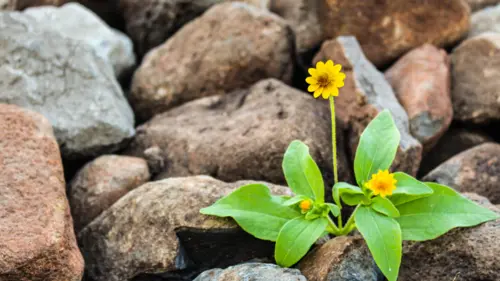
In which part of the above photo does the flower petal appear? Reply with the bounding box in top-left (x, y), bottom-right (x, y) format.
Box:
top-left (337, 72), bottom-right (346, 80)
top-left (308, 84), bottom-right (319, 92)
top-left (305, 77), bottom-right (317, 84)
top-left (313, 87), bottom-right (323, 98)
top-left (335, 80), bottom-right (345, 88)
top-left (322, 88), bottom-right (330, 99)
top-left (325, 60), bottom-right (334, 69)
top-left (308, 68), bottom-right (318, 76)
top-left (331, 86), bottom-right (339, 97)
top-left (332, 64), bottom-right (342, 73)
top-left (316, 61), bottom-right (326, 72)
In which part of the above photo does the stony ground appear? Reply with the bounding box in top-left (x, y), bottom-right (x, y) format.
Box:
top-left (1, 0), bottom-right (500, 281)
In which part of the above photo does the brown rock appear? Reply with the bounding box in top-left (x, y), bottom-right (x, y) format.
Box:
top-left (385, 44), bottom-right (452, 152)
top-left (69, 155), bottom-right (150, 231)
top-left (466, 0), bottom-right (500, 11)
top-left (299, 236), bottom-right (382, 281)
top-left (451, 33), bottom-right (500, 124)
top-left (194, 263), bottom-right (307, 281)
top-left (0, 104), bottom-right (83, 281)
top-left (313, 36), bottom-right (423, 176)
top-left (423, 143), bottom-right (500, 204)
top-left (79, 176), bottom-right (293, 281)
top-left (130, 2), bottom-right (294, 121)
top-left (126, 79), bottom-right (352, 187)
top-left (318, 0), bottom-right (470, 67)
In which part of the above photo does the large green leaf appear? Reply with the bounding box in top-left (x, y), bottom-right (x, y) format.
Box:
top-left (354, 110), bottom-right (400, 186)
top-left (397, 182), bottom-right (499, 241)
top-left (333, 182), bottom-right (365, 206)
top-left (355, 206), bottom-right (402, 281)
top-left (275, 216), bottom-right (328, 267)
top-left (283, 140), bottom-right (324, 202)
top-left (200, 184), bottom-right (301, 241)
top-left (388, 172), bottom-right (433, 206)
top-left (372, 196), bottom-right (400, 218)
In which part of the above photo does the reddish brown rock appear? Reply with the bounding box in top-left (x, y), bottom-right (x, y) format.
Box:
top-left (318, 0), bottom-right (470, 67)
top-left (0, 104), bottom-right (83, 281)
top-left (466, 0), bottom-right (500, 11)
top-left (69, 155), bottom-right (150, 231)
top-left (313, 36), bottom-right (423, 176)
top-left (385, 44), bottom-right (452, 152)
top-left (424, 143), bottom-right (500, 204)
top-left (451, 33), bottom-right (500, 124)
top-left (130, 2), bottom-right (294, 121)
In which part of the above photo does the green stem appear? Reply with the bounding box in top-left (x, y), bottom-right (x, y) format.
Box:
top-left (329, 96), bottom-right (338, 184)
top-left (339, 205), bottom-right (359, 235)
top-left (327, 217), bottom-right (340, 236)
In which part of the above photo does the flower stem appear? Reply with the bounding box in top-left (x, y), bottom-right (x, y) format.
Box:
top-left (327, 216), bottom-right (340, 236)
top-left (339, 205), bottom-right (359, 235)
top-left (329, 96), bottom-right (338, 184)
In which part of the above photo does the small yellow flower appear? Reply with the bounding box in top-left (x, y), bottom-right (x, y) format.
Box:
top-left (306, 60), bottom-right (346, 99)
top-left (365, 170), bottom-right (397, 198)
top-left (299, 199), bottom-right (312, 212)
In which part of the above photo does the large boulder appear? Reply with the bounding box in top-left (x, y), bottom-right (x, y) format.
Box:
top-left (126, 79), bottom-right (352, 186)
top-left (0, 104), bottom-right (84, 280)
top-left (318, 0), bottom-right (470, 67)
top-left (194, 263), bottom-right (307, 281)
top-left (0, 12), bottom-right (135, 158)
top-left (313, 36), bottom-right (423, 176)
top-left (79, 176), bottom-right (292, 281)
top-left (130, 2), bottom-right (294, 120)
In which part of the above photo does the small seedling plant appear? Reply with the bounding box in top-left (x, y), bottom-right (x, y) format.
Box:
top-left (200, 61), bottom-right (499, 281)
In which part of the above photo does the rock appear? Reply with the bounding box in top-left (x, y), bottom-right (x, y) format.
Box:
top-left (0, 104), bottom-right (84, 280)
top-left (69, 155), bottom-right (150, 231)
top-left (469, 4), bottom-right (500, 38)
top-left (318, 0), bottom-right (470, 67)
top-left (451, 33), bottom-right (500, 124)
top-left (423, 143), bottom-right (500, 204)
top-left (229, 0), bottom-right (270, 9)
top-left (385, 44), bottom-right (452, 152)
top-left (399, 194), bottom-right (500, 281)
top-left (0, 12), bottom-right (135, 158)
top-left (23, 3), bottom-right (136, 78)
top-left (419, 127), bottom-right (492, 175)
top-left (79, 176), bottom-right (292, 281)
top-left (313, 36), bottom-right (423, 176)
top-left (0, 0), bottom-right (9, 9)
top-left (194, 263), bottom-right (307, 281)
top-left (466, 0), bottom-right (500, 11)
top-left (270, 0), bottom-right (322, 54)
top-left (130, 2), bottom-right (294, 120)
top-left (126, 79), bottom-right (352, 186)
top-left (299, 236), bottom-right (382, 281)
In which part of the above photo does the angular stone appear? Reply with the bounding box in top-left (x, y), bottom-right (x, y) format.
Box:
top-left (423, 143), bottom-right (500, 204)
top-left (451, 33), bottom-right (500, 124)
top-left (79, 176), bottom-right (293, 281)
top-left (0, 12), bottom-right (135, 158)
top-left (69, 155), bottom-right (150, 231)
top-left (466, 0), bottom-right (500, 11)
top-left (299, 236), bottom-right (382, 281)
top-left (399, 194), bottom-right (500, 281)
top-left (23, 3), bottom-right (136, 78)
top-left (318, 0), bottom-right (470, 67)
top-left (385, 44), bottom-right (452, 152)
top-left (126, 79), bottom-right (352, 186)
top-left (313, 36), bottom-right (423, 176)
top-left (0, 104), bottom-right (84, 281)
top-left (194, 263), bottom-right (307, 281)
top-left (130, 2), bottom-right (294, 120)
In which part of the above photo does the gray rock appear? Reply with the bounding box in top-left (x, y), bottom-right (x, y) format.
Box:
top-left (23, 3), bottom-right (136, 78)
top-left (469, 4), bottom-right (500, 38)
top-left (0, 12), bottom-right (135, 158)
top-left (194, 263), bottom-right (307, 281)
top-left (466, 0), bottom-right (500, 12)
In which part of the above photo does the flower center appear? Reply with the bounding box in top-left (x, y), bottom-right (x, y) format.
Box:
top-left (317, 74), bottom-right (331, 87)
top-left (299, 200), bottom-right (312, 211)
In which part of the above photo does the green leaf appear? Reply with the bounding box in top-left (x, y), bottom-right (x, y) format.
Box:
top-left (397, 182), bottom-right (500, 241)
top-left (354, 110), bottom-right (400, 187)
top-left (355, 206), bottom-right (402, 281)
top-left (333, 182), bottom-right (365, 206)
top-left (282, 195), bottom-right (310, 206)
top-left (371, 196), bottom-right (400, 218)
top-left (275, 216), bottom-right (328, 267)
top-left (388, 172), bottom-right (434, 206)
top-left (283, 140), bottom-right (325, 203)
top-left (326, 203), bottom-right (340, 217)
top-left (200, 184), bottom-right (301, 241)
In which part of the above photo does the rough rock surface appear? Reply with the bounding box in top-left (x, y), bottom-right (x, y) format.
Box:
top-left (0, 104), bottom-right (84, 281)
top-left (23, 3), bottom-right (136, 78)
top-left (194, 263), bottom-right (307, 281)
top-left (79, 176), bottom-right (293, 281)
top-left (451, 33), bottom-right (500, 124)
top-left (469, 4), bottom-right (500, 38)
top-left (318, 0), bottom-right (470, 66)
top-left (385, 44), bottom-right (452, 152)
top-left (299, 236), bottom-right (382, 281)
top-left (69, 155), bottom-right (150, 231)
top-left (0, 12), bottom-right (135, 158)
top-left (130, 2), bottom-right (294, 120)
top-left (126, 79), bottom-right (351, 186)
top-left (466, 0), bottom-right (500, 11)
top-left (399, 194), bottom-right (500, 281)
top-left (423, 143), bottom-right (500, 204)
top-left (314, 36), bottom-right (423, 176)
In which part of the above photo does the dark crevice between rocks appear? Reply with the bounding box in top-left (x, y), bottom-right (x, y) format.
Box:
top-left (131, 227), bottom-right (275, 281)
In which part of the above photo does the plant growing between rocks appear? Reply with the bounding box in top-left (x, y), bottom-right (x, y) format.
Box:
top-left (200, 60), bottom-right (499, 281)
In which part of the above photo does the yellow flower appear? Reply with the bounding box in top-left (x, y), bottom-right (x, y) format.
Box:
top-left (299, 199), bottom-right (312, 212)
top-left (364, 170), bottom-right (397, 198)
top-left (306, 60), bottom-right (346, 99)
